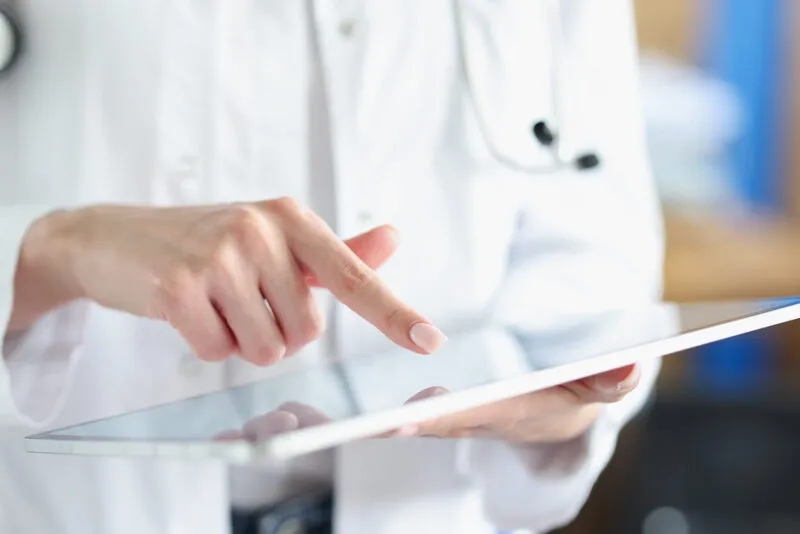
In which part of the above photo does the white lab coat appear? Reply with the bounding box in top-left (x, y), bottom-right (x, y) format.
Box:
top-left (0, 1), bottom-right (663, 533)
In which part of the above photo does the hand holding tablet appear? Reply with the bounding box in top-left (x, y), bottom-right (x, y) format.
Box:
top-left (216, 363), bottom-right (641, 445)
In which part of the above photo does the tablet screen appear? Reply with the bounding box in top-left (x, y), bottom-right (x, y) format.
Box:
top-left (26, 299), bottom-right (800, 459)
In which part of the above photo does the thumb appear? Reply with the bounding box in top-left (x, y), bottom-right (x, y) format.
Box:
top-left (305, 225), bottom-right (400, 287)
top-left (591, 364), bottom-right (640, 396)
top-left (565, 364), bottom-right (641, 404)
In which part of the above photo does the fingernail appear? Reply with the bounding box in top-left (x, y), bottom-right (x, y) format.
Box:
top-left (407, 386), bottom-right (449, 403)
top-left (596, 364), bottom-right (641, 395)
top-left (409, 323), bottom-right (447, 353)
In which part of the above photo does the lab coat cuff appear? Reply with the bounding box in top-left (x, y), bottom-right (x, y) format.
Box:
top-left (0, 204), bottom-right (87, 429)
top-left (1, 300), bottom-right (89, 428)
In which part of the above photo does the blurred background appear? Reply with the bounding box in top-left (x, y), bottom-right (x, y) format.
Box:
top-left (557, 1), bottom-right (800, 533)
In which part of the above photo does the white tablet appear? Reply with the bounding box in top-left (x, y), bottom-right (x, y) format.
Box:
top-left (25, 299), bottom-right (800, 462)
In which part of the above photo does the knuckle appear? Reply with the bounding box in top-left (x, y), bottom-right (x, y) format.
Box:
top-left (223, 205), bottom-right (268, 245)
top-left (253, 340), bottom-right (287, 366)
top-left (287, 305), bottom-right (326, 347)
top-left (153, 267), bottom-right (197, 319)
top-left (338, 261), bottom-right (374, 295)
top-left (382, 307), bottom-right (407, 334)
top-left (208, 241), bottom-right (241, 280)
top-left (266, 196), bottom-right (305, 219)
top-left (510, 400), bottom-right (529, 424)
top-left (493, 399), bottom-right (527, 430)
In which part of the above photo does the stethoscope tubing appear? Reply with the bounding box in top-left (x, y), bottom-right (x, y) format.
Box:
top-left (452, 0), bottom-right (601, 173)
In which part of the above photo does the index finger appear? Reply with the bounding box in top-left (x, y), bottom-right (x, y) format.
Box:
top-left (286, 214), bottom-right (446, 354)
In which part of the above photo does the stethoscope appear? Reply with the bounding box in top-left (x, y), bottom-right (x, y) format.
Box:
top-left (0, 1), bottom-right (601, 173)
top-left (453, 0), bottom-right (601, 173)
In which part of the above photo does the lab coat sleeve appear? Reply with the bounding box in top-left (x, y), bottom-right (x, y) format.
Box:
top-left (0, 206), bottom-right (88, 429)
top-left (461, 0), bottom-right (665, 531)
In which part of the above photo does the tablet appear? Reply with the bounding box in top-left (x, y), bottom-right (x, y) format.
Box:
top-left (25, 299), bottom-right (800, 462)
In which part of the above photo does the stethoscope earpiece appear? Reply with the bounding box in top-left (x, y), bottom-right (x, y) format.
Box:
top-left (532, 121), bottom-right (557, 147)
top-left (532, 120), bottom-right (601, 172)
top-left (575, 152), bottom-right (600, 171)
top-left (455, 0), bottom-right (602, 175)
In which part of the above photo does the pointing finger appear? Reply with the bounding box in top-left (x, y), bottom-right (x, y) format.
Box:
top-left (288, 214), bottom-right (445, 354)
top-left (305, 225), bottom-right (399, 287)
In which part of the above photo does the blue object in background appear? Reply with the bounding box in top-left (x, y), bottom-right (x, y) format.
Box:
top-left (702, 0), bottom-right (788, 209)
top-left (692, 0), bottom-right (789, 393)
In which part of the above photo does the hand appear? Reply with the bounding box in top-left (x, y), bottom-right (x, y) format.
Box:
top-left (408, 364), bottom-right (641, 443)
top-left (214, 401), bottom-right (417, 441)
top-left (214, 401), bottom-right (331, 441)
top-left (12, 199), bottom-right (446, 363)
top-left (213, 364), bottom-right (640, 444)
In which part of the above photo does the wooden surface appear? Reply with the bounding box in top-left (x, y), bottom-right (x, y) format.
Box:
top-left (633, 0), bottom-right (698, 62)
top-left (664, 210), bottom-right (800, 302)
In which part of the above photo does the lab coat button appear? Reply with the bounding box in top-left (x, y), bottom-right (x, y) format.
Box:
top-left (338, 19), bottom-right (356, 37)
top-left (357, 211), bottom-right (373, 226)
top-left (171, 156), bottom-right (201, 200)
top-left (179, 354), bottom-right (203, 377)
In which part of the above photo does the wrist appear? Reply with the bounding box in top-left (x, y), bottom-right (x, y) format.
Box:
top-left (23, 208), bottom-right (87, 300)
top-left (10, 209), bottom-right (86, 331)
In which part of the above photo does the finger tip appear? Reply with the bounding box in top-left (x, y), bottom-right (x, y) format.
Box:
top-left (381, 223), bottom-right (399, 236)
top-left (364, 224), bottom-right (400, 246)
top-left (255, 347), bottom-right (287, 367)
top-left (608, 363), bottom-right (638, 380)
top-left (408, 322), bottom-right (447, 354)
top-left (243, 411), bottom-right (300, 439)
top-left (377, 225), bottom-right (401, 252)
top-left (592, 363), bottom-right (641, 398)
